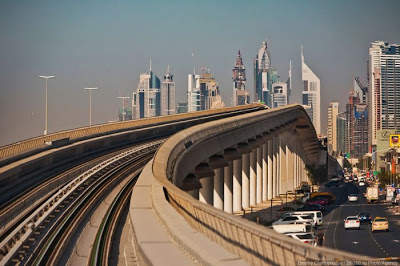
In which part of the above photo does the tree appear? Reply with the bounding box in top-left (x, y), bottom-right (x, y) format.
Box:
top-left (306, 164), bottom-right (328, 185)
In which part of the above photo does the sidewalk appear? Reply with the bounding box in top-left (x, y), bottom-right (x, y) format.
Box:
top-left (236, 185), bottom-right (320, 226)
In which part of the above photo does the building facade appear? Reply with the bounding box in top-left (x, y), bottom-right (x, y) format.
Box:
top-left (199, 69), bottom-right (224, 110)
top-left (232, 50), bottom-right (249, 106)
top-left (327, 102), bottom-right (339, 153)
top-left (337, 112), bottom-right (346, 154)
top-left (301, 46), bottom-right (321, 134)
top-left (133, 69), bottom-right (161, 119)
top-left (161, 65), bottom-right (175, 116)
top-left (254, 41), bottom-right (271, 105)
top-left (187, 72), bottom-right (201, 112)
top-left (271, 82), bottom-right (288, 107)
top-left (368, 41), bottom-right (400, 149)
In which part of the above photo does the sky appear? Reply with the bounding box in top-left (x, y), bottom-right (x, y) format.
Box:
top-left (1, 0), bottom-right (400, 146)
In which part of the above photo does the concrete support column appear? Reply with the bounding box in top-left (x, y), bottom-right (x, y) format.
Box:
top-left (233, 159), bottom-right (242, 212)
top-left (214, 168), bottom-right (224, 210)
top-left (279, 137), bottom-right (287, 194)
top-left (249, 149), bottom-right (257, 206)
top-left (272, 137), bottom-right (278, 198)
top-left (187, 189), bottom-right (199, 200)
top-left (267, 139), bottom-right (273, 200)
top-left (287, 144), bottom-right (294, 191)
top-left (262, 142), bottom-right (268, 201)
top-left (224, 161), bottom-right (233, 213)
top-left (242, 153), bottom-right (250, 209)
top-left (199, 176), bottom-right (213, 205)
top-left (256, 146), bottom-right (262, 204)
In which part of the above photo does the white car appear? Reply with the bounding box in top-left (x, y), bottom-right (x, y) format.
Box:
top-left (344, 216), bottom-right (360, 230)
top-left (359, 181), bottom-right (365, 187)
top-left (272, 215), bottom-right (314, 225)
top-left (348, 194), bottom-right (359, 202)
top-left (285, 232), bottom-right (317, 246)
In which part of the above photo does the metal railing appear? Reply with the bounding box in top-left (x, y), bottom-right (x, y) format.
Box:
top-left (0, 104), bottom-right (263, 160)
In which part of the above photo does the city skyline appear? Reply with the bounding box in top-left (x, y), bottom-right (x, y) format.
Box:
top-left (1, 1), bottom-right (400, 146)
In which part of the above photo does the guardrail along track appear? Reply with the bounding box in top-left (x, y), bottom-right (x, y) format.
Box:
top-left (0, 141), bottom-right (161, 265)
top-left (0, 139), bottom-right (162, 241)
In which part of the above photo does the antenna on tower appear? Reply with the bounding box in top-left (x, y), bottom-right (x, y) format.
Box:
top-left (150, 58), bottom-right (152, 72)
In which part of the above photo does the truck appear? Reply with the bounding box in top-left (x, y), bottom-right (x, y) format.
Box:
top-left (367, 186), bottom-right (379, 203)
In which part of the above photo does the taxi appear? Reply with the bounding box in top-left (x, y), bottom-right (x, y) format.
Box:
top-left (371, 217), bottom-right (389, 232)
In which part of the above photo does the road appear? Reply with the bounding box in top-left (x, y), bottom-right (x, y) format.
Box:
top-left (321, 181), bottom-right (400, 258)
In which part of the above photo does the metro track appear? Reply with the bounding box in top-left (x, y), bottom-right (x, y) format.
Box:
top-left (0, 140), bottom-right (162, 265)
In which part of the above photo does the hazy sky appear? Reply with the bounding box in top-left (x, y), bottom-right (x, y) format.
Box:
top-left (1, 0), bottom-right (400, 146)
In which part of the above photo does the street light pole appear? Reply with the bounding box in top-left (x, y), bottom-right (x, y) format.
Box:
top-left (39, 75), bottom-right (55, 135)
top-left (117, 96), bottom-right (130, 121)
top-left (84, 88), bottom-right (98, 126)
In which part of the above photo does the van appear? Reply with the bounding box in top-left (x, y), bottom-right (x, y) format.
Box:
top-left (272, 223), bottom-right (313, 234)
top-left (283, 211), bottom-right (323, 226)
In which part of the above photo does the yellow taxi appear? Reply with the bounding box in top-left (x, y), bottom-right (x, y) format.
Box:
top-left (371, 217), bottom-right (389, 232)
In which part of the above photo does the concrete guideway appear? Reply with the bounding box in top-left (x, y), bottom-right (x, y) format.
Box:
top-left (131, 104), bottom-right (374, 264)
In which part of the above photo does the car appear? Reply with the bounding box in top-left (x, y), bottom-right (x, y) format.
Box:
top-left (306, 197), bottom-right (328, 206)
top-left (357, 212), bottom-right (372, 223)
top-left (272, 215), bottom-right (314, 226)
top-left (372, 217), bottom-right (389, 232)
top-left (348, 194), bottom-right (359, 202)
top-left (359, 181), bottom-right (365, 187)
top-left (314, 194), bottom-right (335, 204)
top-left (297, 204), bottom-right (325, 212)
top-left (353, 176), bottom-right (358, 182)
top-left (285, 232), bottom-right (317, 246)
top-left (325, 181), bottom-right (340, 188)
top-left (344, 216), bottom-right (360, 230)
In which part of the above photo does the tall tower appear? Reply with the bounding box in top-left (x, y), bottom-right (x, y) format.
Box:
top-left (286, 60), bottom-right (292, 104)
top-left (161, 65), bottom-right (175, 116)
top-left (301, 46), bottom-right (321, 134)
top-left (254, 41), bottom-right (271, 105)
top-left (327, 102), bottom-right (339, 153)
top-left (232, 50), bottom-right (249, 106)
top-left (368, 41), bottom-right (400, 148)
top-left (187, 69), bottom-right (201, 112)
top-left (134, 61), bottom-right (161, 119)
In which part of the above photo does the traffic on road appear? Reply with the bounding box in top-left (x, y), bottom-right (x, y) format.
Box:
top-left (272, 176), bottom-right (400, 259)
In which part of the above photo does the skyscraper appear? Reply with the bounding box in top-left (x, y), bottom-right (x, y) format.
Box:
top-left (368, 41), bottom-right (400, 148)
top-left (337, 112), bottom-right (346, 154)
top-left (232, 50), bottom-right (249, 106)
top-left (254, 41), bottom-right (271, 105)
top-left (271, 82), bottom-right (288, 107)
top-left (134, 63), bottom-right (161, 119)
top-left (199, 69), bottom-right (224, 110)
top-left (161, 65), bottom-right (175, 116)
top-left (301, 46), bottom-right (321, 134)
top-left (327, 102), bottom-right (339, 153)
top-left (286, 60), bottom-right (292, 104)
top-left (187, 71), bottom-right (201, 112)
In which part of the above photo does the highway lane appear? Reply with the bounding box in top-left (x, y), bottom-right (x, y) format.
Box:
top-left (321, 180), bottom-right (400, 258)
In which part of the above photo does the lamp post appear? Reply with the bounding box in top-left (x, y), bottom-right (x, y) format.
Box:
top-left (39, 75), bottom-right (55, 135)
top-left (84, 88), bottom-right (98, 126)
top-left (117, 96), bottom-right (130, 121)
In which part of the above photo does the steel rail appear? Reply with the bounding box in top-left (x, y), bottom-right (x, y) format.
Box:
top-left (89, 168), bottom-right (141, 265)
top-left (0, 141), bottom-right (161, 265)
top-left (0, 141), bottom-right (155, 241)
top-left (31, 153), bottom-right (154, 266)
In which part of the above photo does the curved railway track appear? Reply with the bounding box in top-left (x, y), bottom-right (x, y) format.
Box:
top-left (89, 168), bottom-right (141, 265)
top-left (0, 140), bottom-right (162, 265)
top-left (0, 139), bottom-right (163, 242)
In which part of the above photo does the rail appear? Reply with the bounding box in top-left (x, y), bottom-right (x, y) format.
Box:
top-left (0, 141), bottom-right (161, 265)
